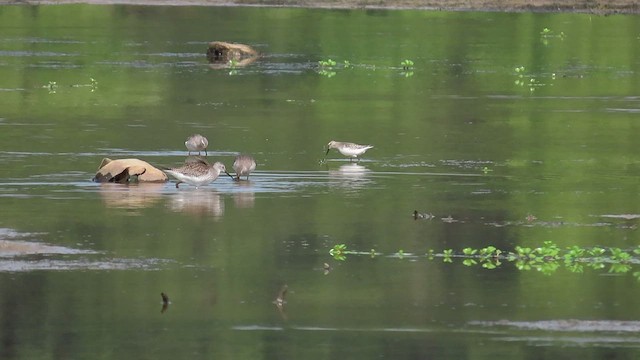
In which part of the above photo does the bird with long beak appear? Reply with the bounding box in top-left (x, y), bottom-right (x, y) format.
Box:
top-left (324, 140), bottom-right (373, 162)
top-left (162, 158), bottom-right (233, 188)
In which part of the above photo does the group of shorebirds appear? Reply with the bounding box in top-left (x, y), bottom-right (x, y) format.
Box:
top-left (162, 134), bottom-right (257, 188)
top-left (162, 134), bottom-right (374, 189)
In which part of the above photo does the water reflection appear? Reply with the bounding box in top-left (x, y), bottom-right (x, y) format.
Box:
top-left (232, 181), bottom-right (255, 208)
top-left (0, 239), bottom-right (96, 257)
top-left (97, 183), bottom-right (165, 209)
top-left (0, 258), bottom-right (167, 272)
top-left (273, 284), bottom-right (288, 321)
top-left (160, 292), bottom-right (170, 314)
top-left (166, 189), bottom-right (224, 218)
top-left (469, 320), bottom-right (640, 332)
top-left (327, 163), bottom-right (373, 191)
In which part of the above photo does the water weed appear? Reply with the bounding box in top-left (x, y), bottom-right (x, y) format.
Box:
top-left (329, 241), bottom-right (640, 278)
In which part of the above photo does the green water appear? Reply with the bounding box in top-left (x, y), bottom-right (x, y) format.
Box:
top-left (1, 4), bottom-right (640, 359)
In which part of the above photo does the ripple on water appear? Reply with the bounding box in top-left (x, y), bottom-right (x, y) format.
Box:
top-left (0, 258), bottom-right (169, 272)
top-left (469, 319), bottom-right (640, 333)
top-left (0, 228), bottom-right (170, 272)
top-left (0, 50), bottom-right (79, 57)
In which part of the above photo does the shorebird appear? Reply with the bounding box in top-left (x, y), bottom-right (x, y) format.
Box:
top-left (185, 134), bottom-right (209, 156)
top-left (325, 140), bottom-right (373, 162)
top-left (232, 155), bottom-right (256, 181)
top-left (162, 158), bottom-right (231, 188)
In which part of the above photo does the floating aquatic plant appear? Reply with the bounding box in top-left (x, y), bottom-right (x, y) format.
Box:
top-left (399, 59), bottom-right (415, 77)
top-left (400, 59), bottom-right (414, 69)
top-left (316, 58), bottom-right (356, 77)
top-left (540, 27), bottom-right (566, 38)
top-left (329, 241), bottom-right (640, 279)
top-left (43, 81), bottom-right (57, 94)
top-left (329, 243), bottom-right (348, 261)
top-left (317, 58), bottom-right (338, 77)
top-left (318, 58), bottom-right (337, 68)
top-left (540, 28), bottom-right (566, 46)
top-left (71, 77), bottom-right (99, 92)
top-left (513, 66), bottom-right (549, 92)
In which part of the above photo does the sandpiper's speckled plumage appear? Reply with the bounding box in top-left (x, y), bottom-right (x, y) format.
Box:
top-left (163, 159), bottom-right (231, 188)
top-left (185, 134), bottom-right (209, 156)
top-left (233, 155), bottom-right (257, 181)
top-left (325, 140), bottom-right (373, 161)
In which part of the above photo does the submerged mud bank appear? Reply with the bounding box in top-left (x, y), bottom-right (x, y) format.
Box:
top-left (6, 0), bottom-right (640, 14)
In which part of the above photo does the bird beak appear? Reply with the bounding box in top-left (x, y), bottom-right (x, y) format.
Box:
top-left (325, 148), bottom-right (330, 156)
top-left (225, 171), bottom-right (234, 179)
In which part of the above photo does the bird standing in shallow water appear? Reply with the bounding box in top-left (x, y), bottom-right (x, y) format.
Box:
top-left (325, 140), bottom-right (373, 162)
top-left (232, 155), bottom-right (256, 181)
top-left (162, 158), bottom-right (231, 188)
top-left (185, 134), bottom-right (209, 156)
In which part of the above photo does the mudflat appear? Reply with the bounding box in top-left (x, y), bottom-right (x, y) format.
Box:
top-left (6, 0), bottom-right (640, 14)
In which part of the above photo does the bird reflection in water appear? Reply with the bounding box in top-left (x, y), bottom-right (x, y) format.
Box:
top-left (167, 190), bottom-right (224, 218)
top-left (273, 284), bottom-right (288, 320)
top-left (327, 163), bottom-right (373, 191)
top-left (332, 163), bottom-right (370, 176)
top-left (232, 181), bottom-right (255, 209)
top-left (98, 182), bottom-right (165, 210)
top-left (160, 292), bottom-right (170, 314)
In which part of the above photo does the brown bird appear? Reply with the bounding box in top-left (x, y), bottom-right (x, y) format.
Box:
top-left (232, 155), bottom-right (257, 181)
top-left (185, 134), bottom-right (209, 156)
top-left (162, 158), bottom-right (232, 188)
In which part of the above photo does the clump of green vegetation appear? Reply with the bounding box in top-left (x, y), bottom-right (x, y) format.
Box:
top-left (318, 58), bottom-right (337, 68)
top-left (70, 77), bottom-right (99, 92)
top-left (43, 81), bottom-right (58, 94)
top-left (513, 65), bottom-right (547, 92)
top-left (540, 27), bottom-right (566, 46)
top-left (317, 58), bottom-right (338, 77)
top-left (87, 77), bottom-right (98, 91)
top-left (227, 59), bottom-right (240, 75)
top-left (329, 241), bottom-right (640, 279)
top-left (314, 57), bottom-right (418, 77)
top-left (329, 243), bottom-right (348, 261)
top-left (540, 27), bottom-right (566, 38)
top-left (400, 59), bottom-right (414, 77)
top-left (316, 58), bottom-right (357, 77)
top-left (400, 59), bottom-right (414, 70)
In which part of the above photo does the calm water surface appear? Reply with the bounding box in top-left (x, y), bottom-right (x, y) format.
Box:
top-left (1, 4), bottom-right (640, 359)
